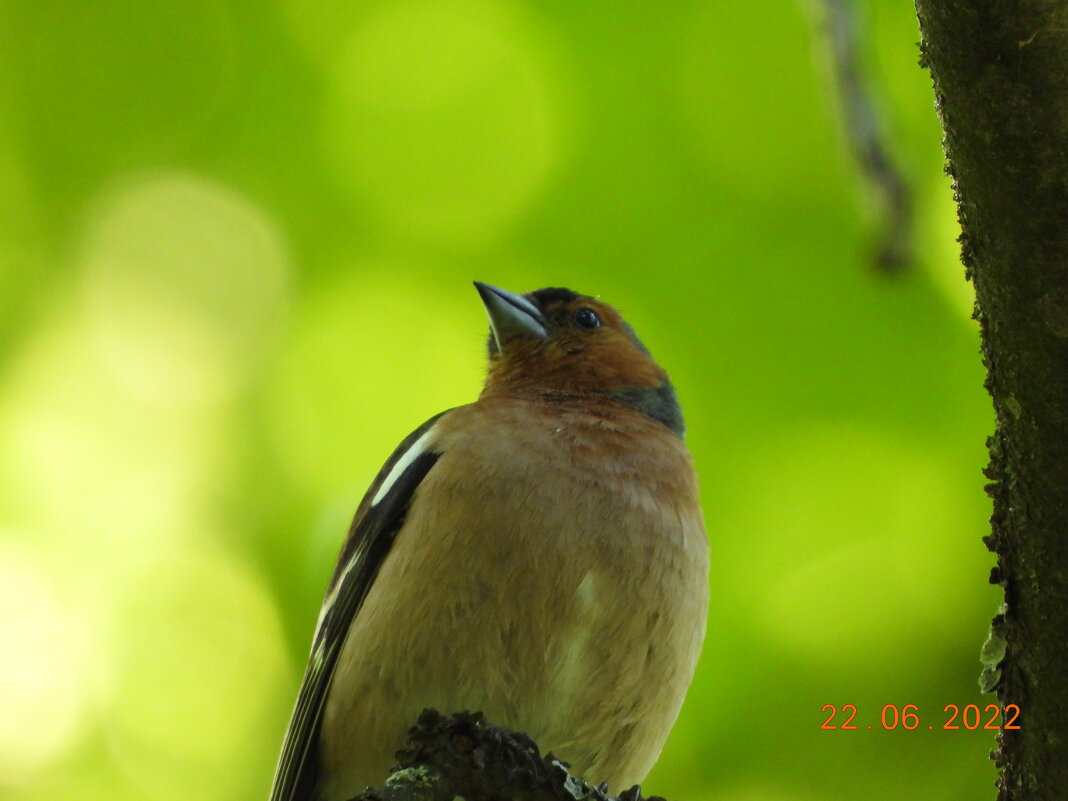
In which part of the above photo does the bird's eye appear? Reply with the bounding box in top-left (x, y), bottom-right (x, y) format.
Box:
top-left (573, 307), bottom-right (602, 330)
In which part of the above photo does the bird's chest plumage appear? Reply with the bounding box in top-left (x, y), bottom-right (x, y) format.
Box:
top-left (319, 401), bottom-right (708, 801)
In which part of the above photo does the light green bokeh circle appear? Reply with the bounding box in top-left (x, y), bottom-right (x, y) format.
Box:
top-left (98, 543), bottom-right (288, 801)
top-left (0, 305), bottom-right (233, 546)
top-left (79, 171), bottom-right (290, 407)
top-left (721, 424), bottom-right (989, 671)
top-left (321, 0), bottom-right (564, 243)
top-left (0, 543), bottom-right (91, 785)
top-left (268, 268), bottom-right (483, 497)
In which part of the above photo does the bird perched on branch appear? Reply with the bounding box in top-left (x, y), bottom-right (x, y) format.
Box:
top-left (269, 283), bottom-right (709, 801)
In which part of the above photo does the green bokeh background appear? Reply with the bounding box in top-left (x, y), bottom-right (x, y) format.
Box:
top-left (0, 1), bottom-right (998, 799)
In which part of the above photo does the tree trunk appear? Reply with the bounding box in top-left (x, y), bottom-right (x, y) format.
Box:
top-left (913, 2), bottom-right (1068, 799)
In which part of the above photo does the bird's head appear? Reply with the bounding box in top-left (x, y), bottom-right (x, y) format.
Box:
top-left (474, 282), bottom-right (684, 436)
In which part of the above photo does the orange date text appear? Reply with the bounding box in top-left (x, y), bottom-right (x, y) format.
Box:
top-left (820, 703), bottom-right (1021, 731)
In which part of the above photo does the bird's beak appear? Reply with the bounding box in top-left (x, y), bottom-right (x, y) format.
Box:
top-left (474, 282), bottom-right (549, 351)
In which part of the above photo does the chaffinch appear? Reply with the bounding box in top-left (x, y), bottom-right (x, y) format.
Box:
top-left (269, 283), bottom-right (709, 801)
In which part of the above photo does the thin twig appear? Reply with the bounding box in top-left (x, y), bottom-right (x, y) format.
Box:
top-left (820, 0), bottom-right (913, 272)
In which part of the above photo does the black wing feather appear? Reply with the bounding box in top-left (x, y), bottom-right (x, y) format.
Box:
top-left (269, 411), bottom-right (449, 801)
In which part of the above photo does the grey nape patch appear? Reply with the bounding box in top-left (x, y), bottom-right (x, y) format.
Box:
top-left (610, 381), bottom-right (685, 436)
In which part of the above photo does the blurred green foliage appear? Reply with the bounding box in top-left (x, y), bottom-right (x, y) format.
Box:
top-left (0, 1), bottom-right (996, 800)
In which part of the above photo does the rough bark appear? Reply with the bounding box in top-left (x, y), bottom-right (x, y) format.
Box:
top-left (913, 2), bottom-right (1068, 799)
top-left (348, 710), bottom-right (667, 801)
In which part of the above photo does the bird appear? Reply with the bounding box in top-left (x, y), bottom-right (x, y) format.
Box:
top-left (268, 282), bottom-right (709, 801)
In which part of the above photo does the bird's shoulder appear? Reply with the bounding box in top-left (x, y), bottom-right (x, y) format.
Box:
top-left (422, 394), bottom-right (701, 510)
top-left (436, 393), bottom-right (693, 455)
